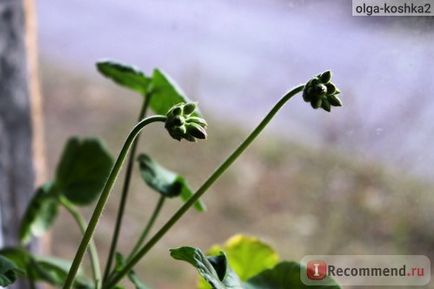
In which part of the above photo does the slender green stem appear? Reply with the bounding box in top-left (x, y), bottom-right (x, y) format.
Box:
top-left (60, 197), bottom-right (102, 289)
top-left (62, 115), bottom-right (167, 289)
top-left (129, 195), bottom-right (166, 258)
top-left (104, 85), bottom-right (305, 289)
top-left (103, 94), bottom-right (151, 282)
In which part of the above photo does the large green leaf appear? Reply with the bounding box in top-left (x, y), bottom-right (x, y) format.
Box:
top-left (19, 184), bottom-right (59, 245)
top-left (137, 154), bottom-right (205, 211)
top-left (96, 61), bottom-right (151, 95)
top-left (170, 247), bottom-right (243, 289)
top-left (245, 261), bottom-right (341, 289)
top-left (0, 248), bottom-right (91, 289)
top-left (149, 69), bottom-right (200, 116)
top-left (55, 138), bottom-right (113, 205)
top-left (0, 255), bottom-right (22, 287)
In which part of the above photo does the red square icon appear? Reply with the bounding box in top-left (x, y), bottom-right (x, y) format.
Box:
top-left (307, 260), bottom-right (327, 280)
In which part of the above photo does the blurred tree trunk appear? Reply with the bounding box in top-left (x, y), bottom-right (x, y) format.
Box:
top-left (0, 0), bottom-right (45, 288)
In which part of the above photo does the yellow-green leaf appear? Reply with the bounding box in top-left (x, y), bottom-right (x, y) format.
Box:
top-left (199, 235), bottom-right (279, 289)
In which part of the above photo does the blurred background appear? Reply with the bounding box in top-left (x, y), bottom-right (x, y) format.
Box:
top-left (34, 0), bottom-right (434, 288)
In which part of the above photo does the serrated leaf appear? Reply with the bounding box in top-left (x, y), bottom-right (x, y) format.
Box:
top-left (19, 184), bottom-right (59, 245)
top-left (244, 261), bottom-right (341, 289)
top-left (0, 255), bottom-right (22, 287)
top-left (137, 154), bottom-right (205, 211)
top-left (55, 137), bottom-right (113, 205)
top-left (96, 61), bottom-right (151, 95)
top-left (149, 69), bottom-right (200, 116)
top-left (170, 247), bottom-right (243, 289)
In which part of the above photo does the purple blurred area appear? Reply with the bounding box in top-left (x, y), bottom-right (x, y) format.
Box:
top-left (37, 0), bottom-right (434, 176)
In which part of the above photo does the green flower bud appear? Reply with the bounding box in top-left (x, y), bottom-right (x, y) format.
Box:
top-left (187, 116), bottom-right (208, 127)
top-left (302, 70), bottom-right (342, 112)
top-left (183, 102), bottom-right (197, 115)
top-left (321, 99), bottom-right (331, 112)
top-left (172, 115), bottom-right (184, 126)
top-left (168, 126), bottom-right (187, 141)
top-left (302, 89), bottom-right (312, 102)
top-left (184, 134), bottom-right (197, 142)
top-left (327, 94), bottom-right (343, 107)
top-left (171, 106), bottom-right (182, 116)
top-left (311, 98), bottom-right (322, 109)
top-left (165, 102), bottom-right (208, 142)
top-left (319, 71), bottom-right (332, 83)
top-left (187, 123), bottom-right (207, 140)
top-left (326, 83), bottom-right (336, 94)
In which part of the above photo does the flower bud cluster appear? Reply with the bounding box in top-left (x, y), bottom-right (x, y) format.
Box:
top-left (165, 103), bottom-right (208, 142)
top-left (303, 71), bottom-right (342, 112)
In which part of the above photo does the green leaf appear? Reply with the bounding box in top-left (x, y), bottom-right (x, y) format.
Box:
top-left (0, 248), bottom-right (91, 289)
top-left (55, 138), bottom-right (114, 205)
top-left (31, 256), bottom-right (91, 289)
top-left (97, 62), bottom-right (200, 116)
top-left (245, 261), bottom-right (341, 289)
top-left (137, 154), bottom-right (205, 211)
top-left (149, 69), bottom-right (200, 116)
top-left (208, 235), bottom-right (279, 281)
top-left (96, 61), bottom-right (151, 95)
top-left (0, 255), bottom-right (22, 287)
top-left (170, 247), bottom-right (243, 289)
top-left (0, 248), bottom-right (31, 272)
top-left (19, 184), bottom-right (59, 245)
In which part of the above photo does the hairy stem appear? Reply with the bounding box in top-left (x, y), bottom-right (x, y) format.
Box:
top-left (104, 85), bottom-right (305, 289)
top-left (103, 95), bottom-right (151, 282)
top-left (60, 197), bottom-right (102, 289)
top-left (62, 115), bottom-right (167, 289)
top-left (129, 195), bottom-right (166, 259)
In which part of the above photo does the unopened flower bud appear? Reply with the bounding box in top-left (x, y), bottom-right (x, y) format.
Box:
top-left (321, 99), bottom-right (331, 112)
top-left (172, 106), bottom-right (182, 116)
top-left (326, 83), bottom-right (336, 94)
top-left (311, 98), bottom-right (322, 109)
top-left (302, 71), bottom-right (342, 112)
top-left (319, 71), bottom-right (332, 84)
top-left (165, 102), bottom-right (208, 142)
top-left (187, 123), bottom-right (207, 140)
top-left (327, 94), bottom-right (343, 107)
top-left (187, 116), bottom-right (208, 127)
top-left (183, 102), bottom-right (197, 115)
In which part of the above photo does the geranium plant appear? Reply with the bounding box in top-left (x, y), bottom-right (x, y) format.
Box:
top-left (0, 60), bottom-right (342, 289)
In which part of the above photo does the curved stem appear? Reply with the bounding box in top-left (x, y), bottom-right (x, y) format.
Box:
top-left (103, 94), bottom-right (151, 282)
top-left (60, 197), bottom-right (102, 289)
top-left (129, 195), bottom-right (166, 259)
top-left (104, 85), bottom-right (305, 289)
top-left (62, 115), bottom-right (167, 289)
